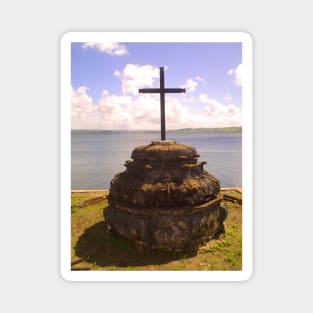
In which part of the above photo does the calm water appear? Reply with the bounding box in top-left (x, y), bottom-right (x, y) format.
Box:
top-left (71, 131), bottom-right (242, 189)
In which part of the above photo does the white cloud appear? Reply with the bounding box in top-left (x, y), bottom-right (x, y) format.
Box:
top-left (227, 63), bottom-right (242, 86)
top-left (114, 64), bottom-right (160, 95)
top-left (195, 76), bottom-right (206, 83)
top-left (71, 86), bottom-right (96, 129)
top-left (224, 94), bottom-right (233, 102)
top-left (82, 42), bottom-right (128, 56)
top-left (199, 94), bottom-right (242, 127)
top-left (181, 78), bottom-right (198, 92)
top-left (227, 69), bottom-right (233, 75)
top-left (71, 86), bottom-right (242, 130)
top-left (71, 86), bottom-right (94, 114)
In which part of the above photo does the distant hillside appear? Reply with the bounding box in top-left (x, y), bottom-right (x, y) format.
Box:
top-left (72, 127), bottom-right (242, 134)
top-left (170, 127), bottom-right (242, 133)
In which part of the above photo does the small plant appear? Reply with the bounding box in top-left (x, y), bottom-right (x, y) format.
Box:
top-left (225, 237), bottom-right (232, 246)
top-left (127, 266), bottom-right (135, 271)
top-left (225, 251), bottom-right (239, 266)
top-left (226, 229), bottom-right (234, 236)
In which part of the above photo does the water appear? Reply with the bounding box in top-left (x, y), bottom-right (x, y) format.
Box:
top-left (71, 130), bottom-right (242, 189)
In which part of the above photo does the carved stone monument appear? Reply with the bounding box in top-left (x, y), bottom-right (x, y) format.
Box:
top-left (104, 67), bottom-right (227, 252)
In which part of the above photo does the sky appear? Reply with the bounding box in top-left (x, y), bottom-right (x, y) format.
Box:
top-left (71, 42), bottom-right (242, 130)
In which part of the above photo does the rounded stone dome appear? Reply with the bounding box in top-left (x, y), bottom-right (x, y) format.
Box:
top-left (131, 140), bottom-right (198, 161)
top-left (105, 140), bottom-right (226, 252)
top-left (108, 140), bottom-right (220, 208)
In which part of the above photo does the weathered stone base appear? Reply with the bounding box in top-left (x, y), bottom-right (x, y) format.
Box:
top-left (104, 196), bottom-right (227, 253)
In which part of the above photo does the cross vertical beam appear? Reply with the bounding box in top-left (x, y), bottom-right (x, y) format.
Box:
top-left (139, 67), bottom-right (186, 141)
top-left (160, 67), bottom-right (166, 140)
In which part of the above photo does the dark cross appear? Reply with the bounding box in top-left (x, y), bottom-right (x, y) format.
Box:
top-left (139, 67), bottom-right (185, 141)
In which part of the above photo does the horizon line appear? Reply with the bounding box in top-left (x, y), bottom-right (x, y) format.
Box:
top-left (71, 126), bottom-right (242, 131)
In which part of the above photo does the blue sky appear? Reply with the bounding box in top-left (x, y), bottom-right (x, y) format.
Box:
top-left (71, 42), bottom-right (242, 130)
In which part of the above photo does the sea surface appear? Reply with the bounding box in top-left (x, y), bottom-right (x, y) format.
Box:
top-left (71, 130), bottom-right (242, 190)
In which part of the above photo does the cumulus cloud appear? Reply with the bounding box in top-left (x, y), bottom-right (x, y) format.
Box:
top-left (82, 42), bottom-right (128, 56)
top-left (71, 86), bottom-right (94, 112)
top-left (181, 78), bottom-right (198, 92)
top-left (199, 94), bottom-right (242, 127)
top-left (71, 86), bottom-right (98, 129)
top-left (227, 64), bottom-right (242, 86)
top-left (71, 86), bottom-right (242, 130)
top-left (114, 64), bottom-right (160, 95)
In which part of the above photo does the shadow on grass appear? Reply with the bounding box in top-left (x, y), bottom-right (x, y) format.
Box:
top-left (74, 221), bottom-right (196, 268)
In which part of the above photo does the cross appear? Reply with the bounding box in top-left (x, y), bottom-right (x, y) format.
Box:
top-left (139, 67), bottom-right (186, 141)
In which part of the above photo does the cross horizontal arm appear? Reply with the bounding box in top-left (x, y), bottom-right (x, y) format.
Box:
top-left (139, 88), bottom-right (186, 93)
top-left (163, 88), bottom-right (186, 93)
top-left (139, 88), bottom-right (162, 93)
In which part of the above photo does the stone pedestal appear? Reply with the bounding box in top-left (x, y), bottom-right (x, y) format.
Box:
top-left (104, 140), bottom-right (227, 252)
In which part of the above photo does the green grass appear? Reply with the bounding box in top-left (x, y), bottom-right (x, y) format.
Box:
top-left (71, 190), bottom-right (242, 271)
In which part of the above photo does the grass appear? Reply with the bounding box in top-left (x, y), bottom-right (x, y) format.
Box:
top-left (71, 190), bottom-right (242, 271)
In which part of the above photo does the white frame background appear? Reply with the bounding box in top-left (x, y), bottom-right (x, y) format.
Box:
top-left (60, 32), bottom-right (253, 281)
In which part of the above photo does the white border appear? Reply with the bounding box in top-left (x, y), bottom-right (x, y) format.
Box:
top-left (60, 32), bottom-right (253, 281)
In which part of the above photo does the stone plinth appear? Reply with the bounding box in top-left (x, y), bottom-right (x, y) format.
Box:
top-left (104, 140), bottom-right (227, 252)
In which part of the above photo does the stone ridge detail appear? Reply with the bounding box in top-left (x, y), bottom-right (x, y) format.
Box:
top-left (104, 141), bottom-right (227, 252)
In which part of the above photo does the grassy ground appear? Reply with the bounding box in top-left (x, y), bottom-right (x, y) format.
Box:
top-left (71, 189), bottom-right (242, 271)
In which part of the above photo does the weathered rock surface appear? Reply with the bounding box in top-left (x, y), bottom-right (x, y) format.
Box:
top-left (104, 140), bottom-right (227, 252)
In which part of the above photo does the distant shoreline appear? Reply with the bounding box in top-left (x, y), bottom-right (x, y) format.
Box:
top-left (71, 127), bottom-right (242, 134)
